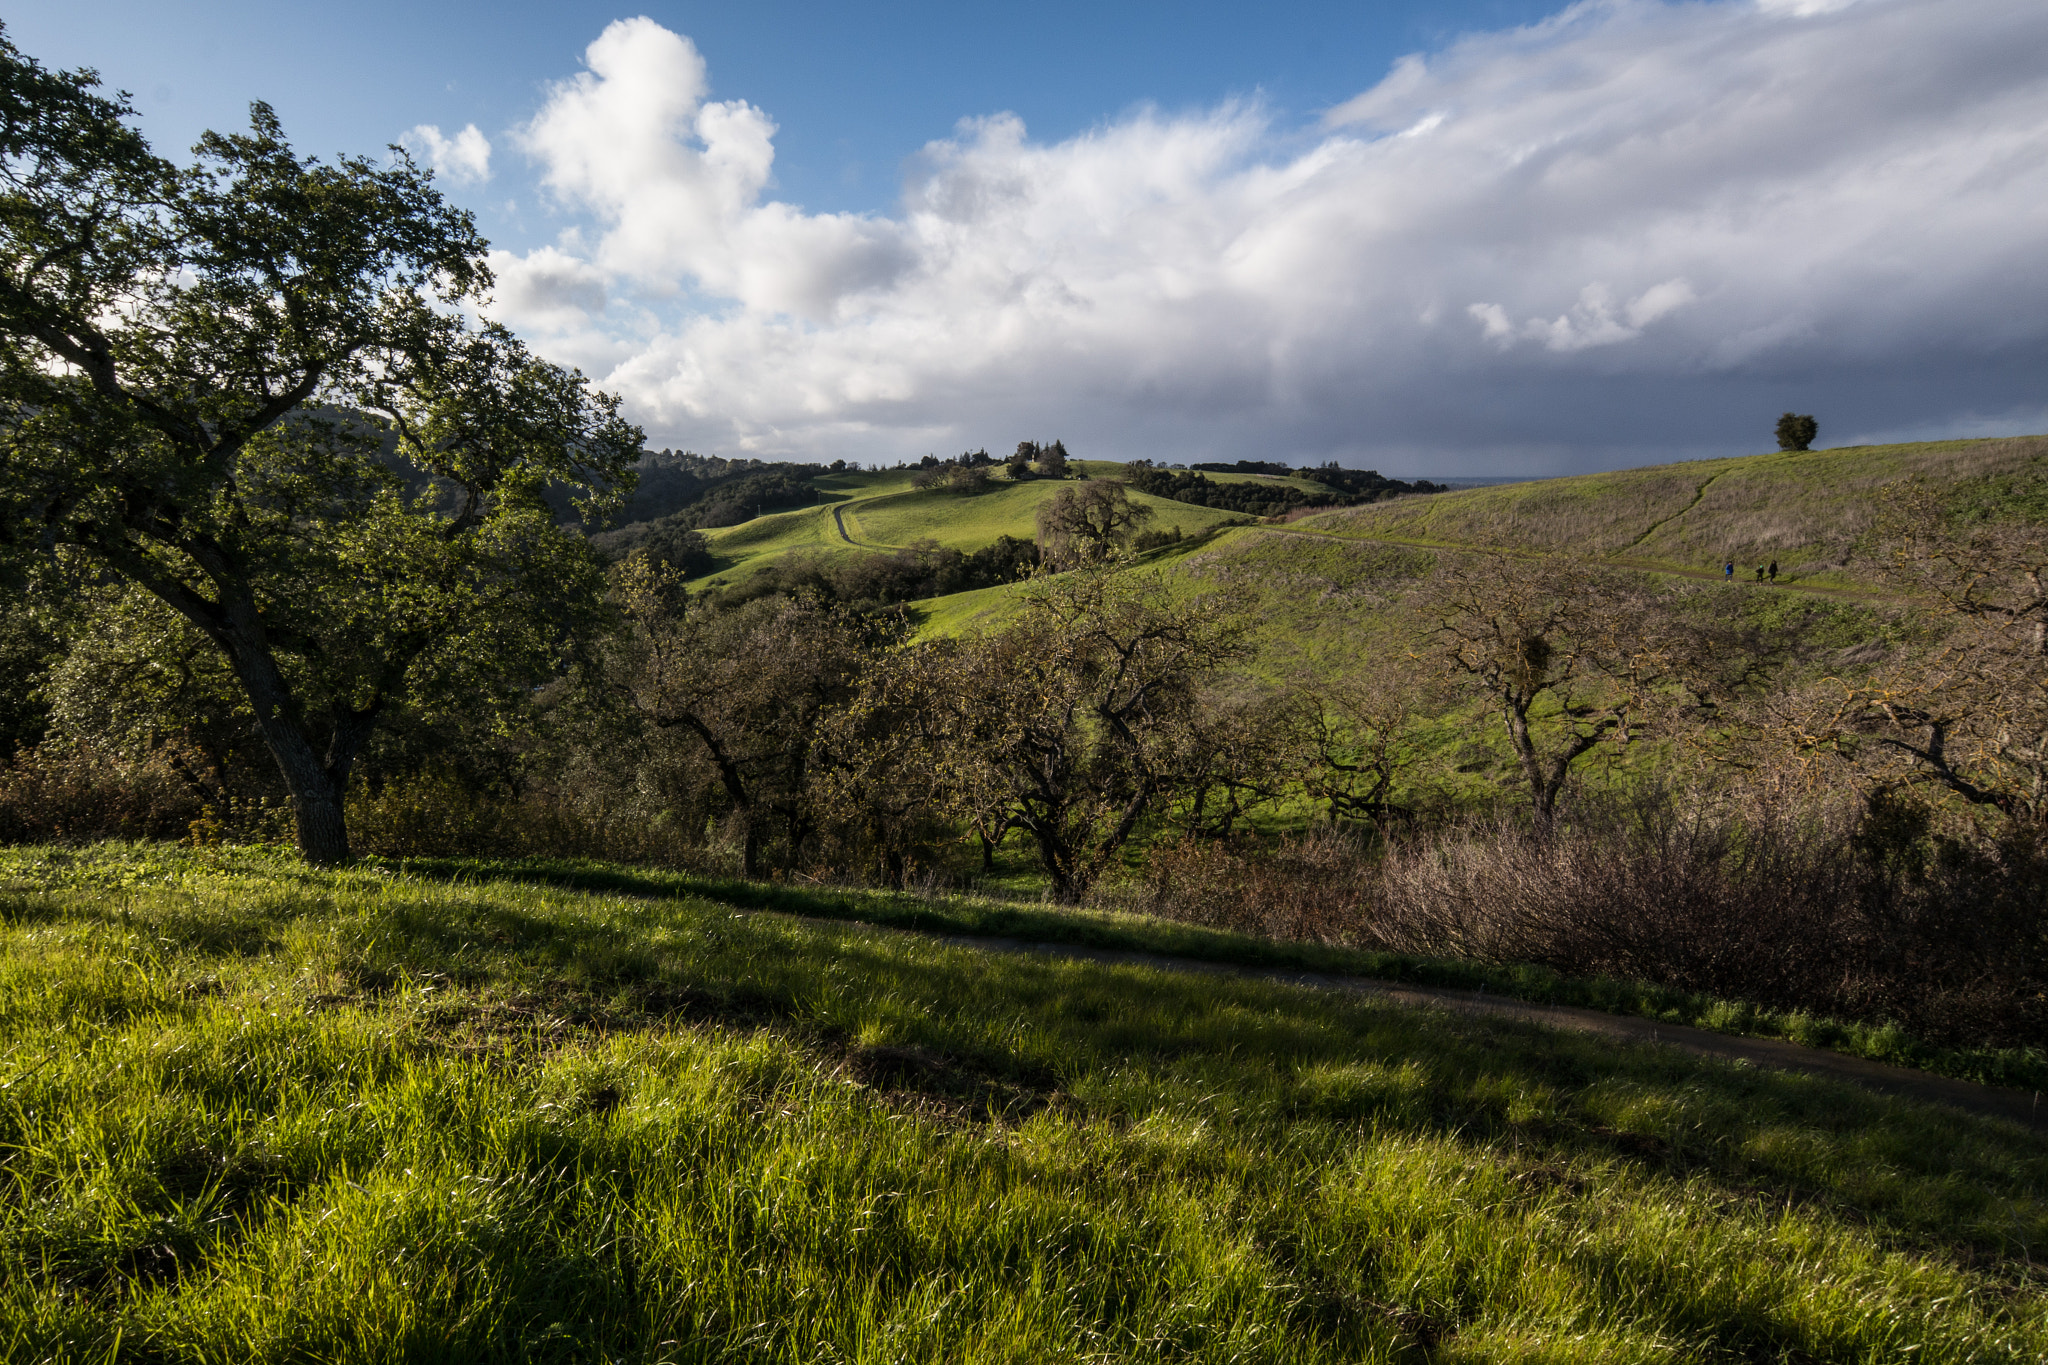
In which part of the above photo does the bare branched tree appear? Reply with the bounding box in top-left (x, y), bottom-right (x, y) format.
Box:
top-left (833, 569), bottom-right (1248, 899)
top-left (1428, 554), bottom-right (1702, 835)
top-left (1765, 483), bottom-right (2048, 823)
top-left (1295, 650), bottom-right (1446, 829)
top-left (603, 557), bottom-right (893, 876)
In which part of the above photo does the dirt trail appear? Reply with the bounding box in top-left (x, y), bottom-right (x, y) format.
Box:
top-left (832, 504), bottom-right (858, 545)
top-left (1622, 468), bottom-right (1729, 553)
top-left (921, 932), bottom-right (2045, 1128)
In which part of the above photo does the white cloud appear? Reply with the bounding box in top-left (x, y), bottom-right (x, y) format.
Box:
top-left (1756, 0), bottom-right (1864, 16)
top-left (494, 2), bottom-right (2048, 471)
top-left (514, 18), bottom-right (909, 316)
top-left (400, 122), bottom-right (492, 185)
top-left (488, 246), bottom-right (607, 329)
top-left (1471, 279), bottom-right (1700, 351)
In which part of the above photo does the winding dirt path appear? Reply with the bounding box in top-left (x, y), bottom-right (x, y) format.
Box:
top-left (1622, 468), bottom-right (1730, 553)
top-left (923, 932), bottom-right (2045, 1128)
top-left (832, 503), bottom-right (858, 545)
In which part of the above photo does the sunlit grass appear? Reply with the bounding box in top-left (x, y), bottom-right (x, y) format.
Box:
top-left (694, 466), bottom-right (1241, 600)
top-left (3, 843), bottom-right (2045, 1361)
top-left (1303, 434), bottom-right (2048, 581)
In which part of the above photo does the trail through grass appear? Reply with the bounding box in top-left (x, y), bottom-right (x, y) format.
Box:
top-left (3, 844), bottom-right (2045, 1362)
top-left (695, 469), bottom-right (1240, 592)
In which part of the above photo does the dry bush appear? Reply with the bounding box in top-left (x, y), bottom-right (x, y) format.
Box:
top-left (344, 769), bottom-right (738, 871)
top-left (0, 741), bottom-right (212, 843)
top-left (1122, 790), bottom-right (2046, 1047)
top-left (1369, 792), bottom-right (2044, 1044)
top-left (1370, 795), bottom-right (1853, 987)
top-left (1113, 829), bottom-right (1371, 942)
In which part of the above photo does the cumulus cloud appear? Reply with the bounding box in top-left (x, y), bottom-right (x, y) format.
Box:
top-left (400, 122), bottom-right (492, 185)
top-left (1470, 279), bottom-right (1700, 351)
top-left (493, 2), bottom-right (2048, 472)
top-left (515, 19), bottom-right (910, 316)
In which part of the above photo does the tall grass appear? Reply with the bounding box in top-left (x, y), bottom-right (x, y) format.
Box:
top-left (3, 843), bottom-right (2046, 1360)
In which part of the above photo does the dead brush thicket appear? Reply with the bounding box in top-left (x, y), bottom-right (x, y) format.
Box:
top-left (0, 741), bottom-right (213, 843)
top-left (1125, 791), bottom-right (2048, 1047)
top-left (1119, 829), bottom-right (1373, 942)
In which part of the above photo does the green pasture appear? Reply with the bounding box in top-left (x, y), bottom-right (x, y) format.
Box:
top-left (694, 468), bottom-right (1238, 591)
top-left (1299, 435), bottom-right (2048, 584)
top-left (4, 844), bottom-right (2045, 1362)
top-left (687, 434), bottom-right (2047, 608)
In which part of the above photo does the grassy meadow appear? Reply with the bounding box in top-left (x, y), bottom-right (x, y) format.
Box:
top-left (709, 435), bottom-right (2046, 641)
top-left (5, 843), bottom-right (2047, 1363)
top-left (693, 465), bottom-right (1241, 593)
top-left (1296, 435), bottom-right (2048, 585)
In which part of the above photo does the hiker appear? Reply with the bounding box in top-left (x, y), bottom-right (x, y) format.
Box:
top-left (1768, 561), bottom-right (1778, 581)
top-left (1755, 565), bottom-right (1765, 581)
top-left (1724, 561), bottom-right (1733, 580)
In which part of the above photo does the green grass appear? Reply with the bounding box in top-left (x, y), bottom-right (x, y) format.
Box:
top-left (1297, 435), bottom-right (2048, 584)
top-left (688, 435), bottom-right (2046, 605)
top-left (372, 848), bottom-right (2048, 1093)
top-left (5, 843), bottom-right (2047, 1362)
top-left (693, 469), bottom-right (1240, 592)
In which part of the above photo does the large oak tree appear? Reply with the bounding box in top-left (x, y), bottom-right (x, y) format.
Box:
top-left (0, 32), bottom-right (640, 863)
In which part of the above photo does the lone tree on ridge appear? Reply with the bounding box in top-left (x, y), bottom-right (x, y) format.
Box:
top-left (1776, 413), bottom-right (1819, 452)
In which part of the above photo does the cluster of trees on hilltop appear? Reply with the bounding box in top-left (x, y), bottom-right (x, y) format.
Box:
top-left (617, 459), bottom-right (826, 529)
top-left (1120, 465), bottom-right (1307, 518)
top-left (1123, 460), bottom-right (1440, 518)
top-left (1189, 459), bottom-right (1445, 499)
top-left (590, 456), bottom-right (834, 574)
top-left (1008, 440), bottom-right (1071, 479)
top-left (703, 538), bottom-right (1042, 612)
top-left (1296, 463), bottom-right (1448, 498)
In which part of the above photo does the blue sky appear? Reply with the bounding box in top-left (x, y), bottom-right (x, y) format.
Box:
top-left (13, 1), bottom-right (2048, 474)
top-left (16, 1), bottom-right (1560, 245)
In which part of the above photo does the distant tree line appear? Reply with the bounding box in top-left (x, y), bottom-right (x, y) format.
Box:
top-left (613, 450), bottom-right (825, 524)
top-left (1122, 460), bottom-right (1444, 519)
top-left (700, 538), bottom-right (1042, 612)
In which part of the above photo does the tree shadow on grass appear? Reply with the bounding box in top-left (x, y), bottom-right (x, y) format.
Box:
top-left (175, 869), bottom-right (2048, 1261)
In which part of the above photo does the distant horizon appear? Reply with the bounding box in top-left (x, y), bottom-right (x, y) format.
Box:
top-left (635, 430), bottom-right (2047, 487)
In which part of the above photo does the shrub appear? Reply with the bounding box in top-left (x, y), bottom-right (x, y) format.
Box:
top-left (1113, 829), bottom-right (1369, 941)
top-left (1123, 789), bottom-right (2048, 1048)
top-left (0, 741), bottom-right (211, 843)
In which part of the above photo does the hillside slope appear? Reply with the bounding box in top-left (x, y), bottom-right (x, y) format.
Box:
top-left (1298, 435), bottom-right (2048, 584)
top-left (676, 435), bottom-right (2046, 609)
top-left (692, 464), bottom-right (1245, 590)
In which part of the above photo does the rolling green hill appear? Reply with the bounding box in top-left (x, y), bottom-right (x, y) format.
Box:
top-left (678, 434), bottom-right (2046, 608)
top-left (720, 436), bottom-right (2043, 820)
top-left (1295, 434), bottom-right (2048, 585)
top-left (691, 464), bottom-right (1246, 591)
